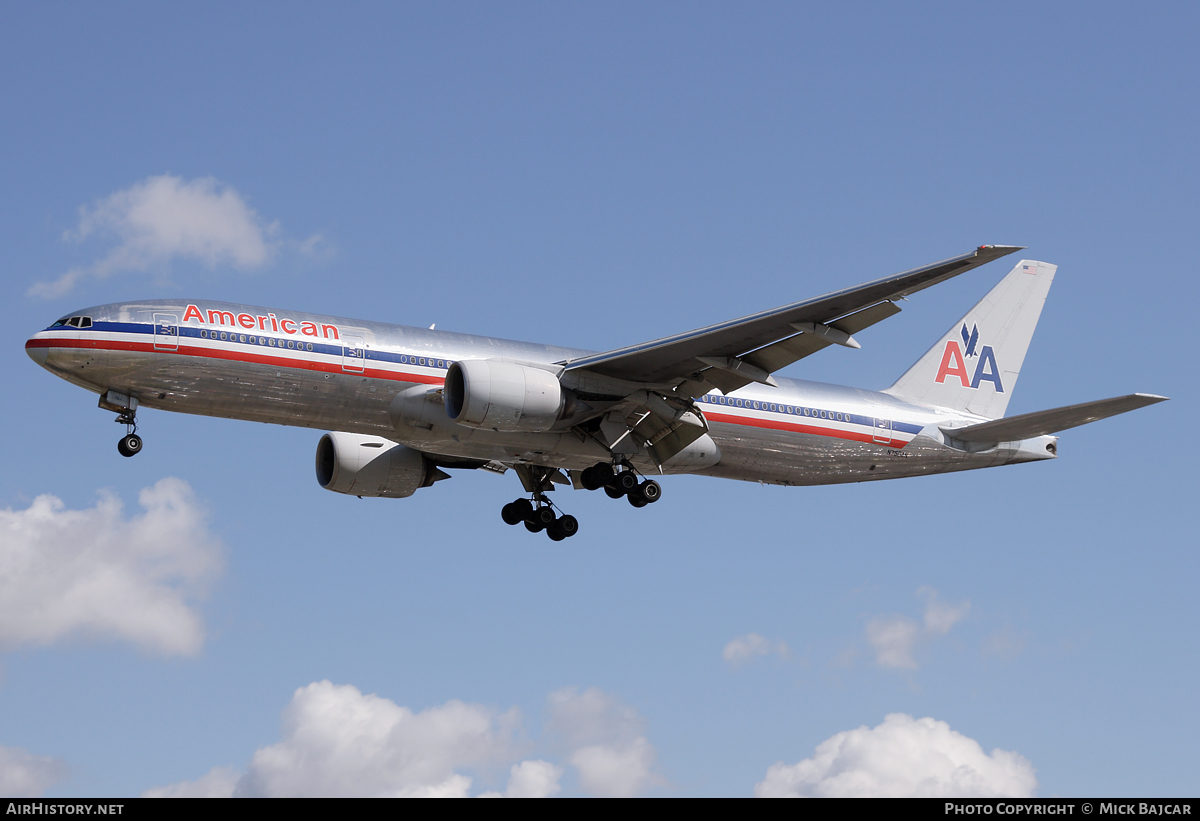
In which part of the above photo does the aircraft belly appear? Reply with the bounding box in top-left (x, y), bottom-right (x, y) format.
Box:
top-left (391, 421), bottom-right (611, 470)
top-left (41, 342), bottom-right (111, 394)
top-left (82, 349), bottom-right (398, 435)
top-left (702, 420), bottom-right (1007, 486)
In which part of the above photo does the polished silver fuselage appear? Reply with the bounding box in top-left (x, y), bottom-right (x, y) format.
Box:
top-left (25, 299), bottom-right (1055, 487)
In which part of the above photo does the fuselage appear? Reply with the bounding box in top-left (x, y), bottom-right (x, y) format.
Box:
top-left (25, 299), bottom-right (1056, 487)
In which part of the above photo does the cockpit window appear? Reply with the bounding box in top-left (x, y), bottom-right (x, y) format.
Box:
top-left (51, 314), bottom-right (93, 326)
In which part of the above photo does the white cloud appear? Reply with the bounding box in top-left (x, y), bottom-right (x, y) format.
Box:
top-left (548, 686), bottom-right (659, 798)
top-left (865, 588), bottom-right (971, 669)
top-left (921, 587), bottom-right (971, 635)
top-left (144, 682), bottom-right (651, 798)
top-left (0, 745), bottom-right (69, 797)
top-left (232, 681), bottom-right (519, 797)
top-left (865, 616), bottom-right (920, 669)
top-left (571, 737), bottom-right (656, 798)
top-left (0, 478), bottom-right (224, 656)
top-left (30, 175), bottom-right (311, 298)
top-left (723, 633), bottom-right (789, 667)
top-left (755, 713), bottom-right (1037, 798)
top-left (504, 760), bottom-right (563, 798)
top-left (142, 766), bottom-right (240, 798)
top-left (477, 760), bottom-right (564, 798)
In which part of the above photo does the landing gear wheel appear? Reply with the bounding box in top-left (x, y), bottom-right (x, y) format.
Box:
top-left (627, 493), bottom-right (648, 508)
top-left (603, 484), bottom-right (625, 500)
top-left (615, 472), bottom-right (639, 494)
top-left (547, 514), bottom-right (578, 541)
top-left (581, 463), bottom-right (615, 491)
top-left (117, 434), bottom-right (142, 458)
top-left (556, 515), bottom-right (579, 538)
top-left (639, 480), bottom-right (661, 503)
top-left (524, 505), bottom-right (556, 533)
top-left (502, 498), bottom-right (534, 525)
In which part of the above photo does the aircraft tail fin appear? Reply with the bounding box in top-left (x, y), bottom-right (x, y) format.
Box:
top-left (941, 393), bottom-right (1168, 444)
top-left (885, 259), bottom-right (1056, 418)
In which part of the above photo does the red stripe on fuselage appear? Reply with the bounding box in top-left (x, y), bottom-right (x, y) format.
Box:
top-left (31, 335), bottom-right (910, 446)
top-left (703, 410), bottom-right (907, 449)
top-left (27, 336), bottom-right (445, 385)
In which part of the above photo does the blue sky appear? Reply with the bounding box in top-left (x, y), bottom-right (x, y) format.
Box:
top-left (1, 2), bottom-right (1196, 797)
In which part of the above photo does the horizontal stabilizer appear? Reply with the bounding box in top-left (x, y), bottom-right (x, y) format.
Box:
top-left (943, 394), bottom-right (1168, 443)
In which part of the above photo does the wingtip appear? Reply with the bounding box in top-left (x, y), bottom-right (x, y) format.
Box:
top-left (977, 245), bottom-right (1026, 256)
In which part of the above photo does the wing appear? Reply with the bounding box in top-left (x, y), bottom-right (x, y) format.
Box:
top-left (562, 245), bottom-right (1022, 396)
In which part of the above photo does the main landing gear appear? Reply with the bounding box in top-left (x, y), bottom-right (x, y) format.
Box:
top-left (579, 462), bottom-right (661, 508)
top-left (501, 461), bottom-right (661, 540)
top-left (501, 496), bottom-right (580, 541)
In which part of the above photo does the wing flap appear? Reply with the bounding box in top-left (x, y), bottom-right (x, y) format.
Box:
top-left (943, 394), bottom-right (1168, 443)
top-left (742, 300), bottom-right (903, 377)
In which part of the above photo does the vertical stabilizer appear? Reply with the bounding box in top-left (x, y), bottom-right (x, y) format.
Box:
top-left (884, 260), bottom-right (1056, 419)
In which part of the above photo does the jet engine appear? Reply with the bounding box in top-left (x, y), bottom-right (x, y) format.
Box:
top-left (315, 432), bottom-right (442, 498)
top-left (444, 359), bottom-right (573, 432)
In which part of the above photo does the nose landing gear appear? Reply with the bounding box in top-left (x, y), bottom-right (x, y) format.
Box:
top-left (117, 429), bottom-right (143, 457)
top-left (99, 390), bottom-right (143, 458)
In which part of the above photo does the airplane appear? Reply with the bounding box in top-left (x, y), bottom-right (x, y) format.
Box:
top-left (25, 245), bottom-right (1166, 541)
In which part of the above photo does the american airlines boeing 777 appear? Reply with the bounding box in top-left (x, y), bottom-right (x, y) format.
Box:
top-left (25, 246), bottom-right (1166, 540)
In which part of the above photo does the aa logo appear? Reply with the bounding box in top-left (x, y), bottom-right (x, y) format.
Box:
top-left (935, 323), bottom-right (1004, 391)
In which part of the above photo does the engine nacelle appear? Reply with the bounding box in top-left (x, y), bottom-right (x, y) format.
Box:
top-left (444, 359), bottom-right (570, 432)
top-left (315, 432), bottom-right (437, 498)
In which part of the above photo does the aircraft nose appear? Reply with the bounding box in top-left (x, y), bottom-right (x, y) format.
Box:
top-left (25, 335), bottom-right (49, 367)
